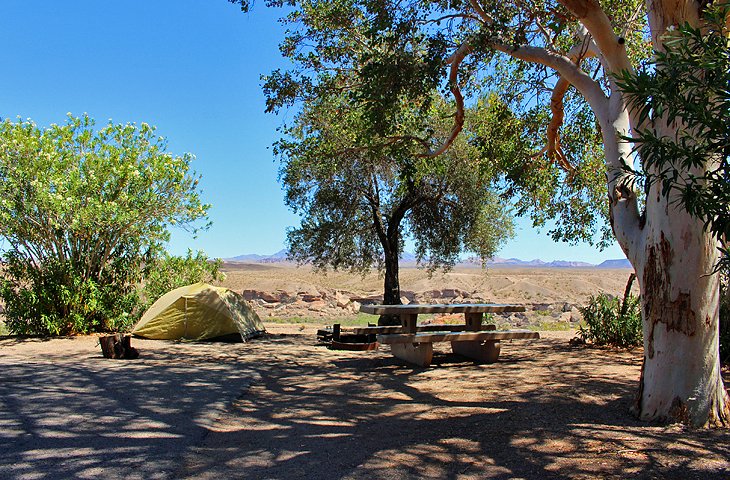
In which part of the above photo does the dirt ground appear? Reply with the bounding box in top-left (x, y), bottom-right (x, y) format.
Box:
top-left (1, 325), bottom-right (728, 479)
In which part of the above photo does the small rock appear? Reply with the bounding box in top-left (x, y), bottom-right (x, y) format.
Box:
top-left (334, 291), bottom-right (351, 308)
top-left (441, 288), bottom-right (462, 298)
top-left (308, 300), bottom-right (327, 311)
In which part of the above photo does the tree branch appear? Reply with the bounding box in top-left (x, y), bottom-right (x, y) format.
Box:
top-left (421, 41), bottom-right (471, 158)
top-left (546, 76), bottom-right (577, 174)
top-left (558, 0), bottom-right (632, 73)
top-left (543, 28), bottom-right (598, 174)
top-left (490, 41), bottom-right (608, 118)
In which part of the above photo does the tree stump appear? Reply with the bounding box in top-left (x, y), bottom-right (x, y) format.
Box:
top-left (99, 334), bottom-right (139, 359)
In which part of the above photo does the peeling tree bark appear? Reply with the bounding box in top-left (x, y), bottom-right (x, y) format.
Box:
top-left (631, 183), bottom-right (729, 426)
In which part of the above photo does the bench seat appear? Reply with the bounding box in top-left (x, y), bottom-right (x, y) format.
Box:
top-left (378, 330), bottom-right (539, 367)
top-left (350, 324), bottom-right (499, 335)
top-left (377, 329), bottom-right (539, 344)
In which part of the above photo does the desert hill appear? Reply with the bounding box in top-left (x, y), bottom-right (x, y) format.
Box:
top-left (218, 262), bottom-right (638, 327)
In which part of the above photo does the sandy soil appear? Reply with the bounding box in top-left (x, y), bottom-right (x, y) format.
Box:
top-left (2, 325), bottom-right (728, 479)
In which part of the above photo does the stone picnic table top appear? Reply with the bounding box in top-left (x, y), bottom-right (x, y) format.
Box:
top-left (359, 303), bottom-right (527, 334)
top-left (359, 303), bottom-right (526, 315)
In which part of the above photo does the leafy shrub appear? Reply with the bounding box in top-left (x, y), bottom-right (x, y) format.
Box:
top-left (0, 253), bottom-right (139, 336)
top-left (0, 115), bottom-right (209, 336)
top-left (139, 250), bottom-right (225, 311)
top-left (0, 249), bottom-right (223, 336)
top-left (578, 291), bottom-right (642, 348)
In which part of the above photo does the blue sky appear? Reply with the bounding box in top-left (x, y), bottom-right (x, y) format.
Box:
top-left (0, 1), bottom-right (626, 264)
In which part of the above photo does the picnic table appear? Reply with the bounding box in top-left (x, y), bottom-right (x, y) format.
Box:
top-left (358, 303), bottom-right (539, 367)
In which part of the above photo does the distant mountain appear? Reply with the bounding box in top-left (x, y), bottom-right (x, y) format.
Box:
top-left (479, 257), bottom-right (593, 268)
top-left (259, 249), bottom-right (289, 263)
top-left (545, 260), bottom-right (595, 268)
top-left (596, 258), bottom-right (632, 269)
top-left (225, 250), bottom-right (630, 269)
top-left (227, 253), bottom-right (270, 262)
top-left (229, 249), bottom-right (418, 264)
top-left (400, 251), bottom-right (417, 262)
top-left (227, 249), bottom-right (291, 263)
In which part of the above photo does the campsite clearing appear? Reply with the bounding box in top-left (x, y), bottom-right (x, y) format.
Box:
top-left (1, 325), bottom-right (728, 479)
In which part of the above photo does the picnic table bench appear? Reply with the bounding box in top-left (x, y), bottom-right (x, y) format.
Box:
top-left (359, 303), bottom-right (539, 367)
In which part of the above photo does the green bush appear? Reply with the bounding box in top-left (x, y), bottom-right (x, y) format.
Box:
top-left (578, 292), bottom-right (642, 348)
top-left (139, 250), bottom-right (225, 311)
top-left (0, 253), bottom-right (139, 336)
top-left (0, 115), bottom-right (210, 336)
top-left (0, 249), bottom-right (223, 336)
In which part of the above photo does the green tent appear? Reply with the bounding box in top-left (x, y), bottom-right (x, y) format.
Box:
top-left (132, 283), bottom-right (266, 341)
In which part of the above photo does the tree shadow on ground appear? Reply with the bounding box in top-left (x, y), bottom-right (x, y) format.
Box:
top-left (1, 334), bottom-right (727, 480)
top-left (0, 338), bottom-right (259, 479)
top-left (178, 335), bottom-right (730, 480)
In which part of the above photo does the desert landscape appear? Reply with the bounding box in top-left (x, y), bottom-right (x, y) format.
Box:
top-left (221, 262), bottom-right (640, 328)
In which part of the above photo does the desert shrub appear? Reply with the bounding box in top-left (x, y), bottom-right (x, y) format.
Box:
top-left (578, 290), bottom-right (642, 348)
top-left (139, 250), bottom-right (225, 310)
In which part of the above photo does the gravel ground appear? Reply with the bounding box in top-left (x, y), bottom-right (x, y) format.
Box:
top-left (1, 325), bottom-right (728, 479)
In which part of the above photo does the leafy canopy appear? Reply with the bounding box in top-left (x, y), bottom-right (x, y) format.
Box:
top-left (277, 86), bottom-right (515, 275)
top-left (618, 1), bottom-right (730, 252)
top-left (0, 114), bottom-right (210, 335)
top-left (259, 0), bottom-right (646, 249)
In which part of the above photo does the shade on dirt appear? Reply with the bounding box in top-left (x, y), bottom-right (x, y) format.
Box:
top-left (132, 283), bottom-right (265, 341)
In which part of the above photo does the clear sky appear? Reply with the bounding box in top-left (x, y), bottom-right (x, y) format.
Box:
top-left (0, 1), bottom-right (626, 264)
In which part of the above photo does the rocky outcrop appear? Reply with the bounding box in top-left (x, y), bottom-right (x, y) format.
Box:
top-left (243, 287), bottom-right (584, 328)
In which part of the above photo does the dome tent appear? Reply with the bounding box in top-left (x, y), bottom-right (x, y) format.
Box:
top-left (132, 283), bottom-right (266, 341)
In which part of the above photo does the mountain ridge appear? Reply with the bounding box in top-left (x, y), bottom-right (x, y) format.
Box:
top-left (225, 250), bottom-right (632, 269)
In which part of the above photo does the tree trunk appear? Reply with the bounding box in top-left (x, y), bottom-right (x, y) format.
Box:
top-left (604, 119), bottom-right (729, 425)
top-left (629, 185), bottom-right (729, 427)
top-left (627, 1), bottom-right (728, 426)
top-left (379, 243), bottom-right (402, 326)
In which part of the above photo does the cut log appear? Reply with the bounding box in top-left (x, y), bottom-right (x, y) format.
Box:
top-left (99, 334), bottom-right (139, 359)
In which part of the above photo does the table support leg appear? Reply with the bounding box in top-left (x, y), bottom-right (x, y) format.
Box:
top-left (400, 313), bottom-right (419, 334)
top-left (390, 342), bottom-right (433, 367)
top-left (451, 340), bottom-right (501, 363)
top-left (464, 312), bottom-right (483, 331)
